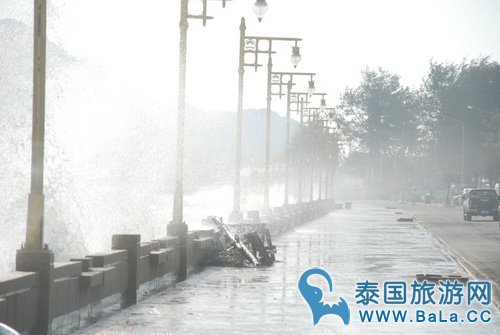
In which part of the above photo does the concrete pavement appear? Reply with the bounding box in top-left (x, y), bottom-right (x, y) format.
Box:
top-left (76, 204), bottom-right (500, 334)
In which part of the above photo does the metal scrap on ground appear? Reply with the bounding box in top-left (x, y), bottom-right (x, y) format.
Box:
top-left (205, 217), bottom-right (276, 267)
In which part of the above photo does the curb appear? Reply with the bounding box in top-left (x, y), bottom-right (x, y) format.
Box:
top-left (414, 217), bottom-right (500, 309)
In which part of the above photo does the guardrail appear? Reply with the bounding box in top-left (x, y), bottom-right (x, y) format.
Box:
top-left (0, 199), bottom-right (337, 335)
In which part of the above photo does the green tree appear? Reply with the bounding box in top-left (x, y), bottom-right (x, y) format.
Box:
top-left (336, 67), bottom-right (418, 198)
top-left (422, 57), bottom-right (500, 187)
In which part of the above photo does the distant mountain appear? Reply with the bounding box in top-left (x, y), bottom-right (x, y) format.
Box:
top-left (182, 106), bottom-right (298, 189)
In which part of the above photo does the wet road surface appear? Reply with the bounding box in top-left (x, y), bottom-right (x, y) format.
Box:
top-left (77, 203), bottom-right (500, 334)
top-left (394, 201), bottom-right (500, 303)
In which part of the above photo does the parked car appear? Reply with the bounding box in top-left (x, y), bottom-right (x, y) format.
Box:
top-left (462, 189), bottom-right (500, 221)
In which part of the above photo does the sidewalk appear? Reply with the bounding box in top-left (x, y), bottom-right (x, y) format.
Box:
top-left (77, 204), bottom-right (500, 334)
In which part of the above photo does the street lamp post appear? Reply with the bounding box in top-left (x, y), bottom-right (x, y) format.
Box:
top-left (297, 96), bottom-right (306, 203)
top-left (321, 130), bottom-right (333, 202)
top-left (318, 158), bottom-right (322, 200)
top-left (171, 0), bottom-right (252, 282)
top-left (440, 114), bottom-right (465, 186)
top-left (323, 111), bottom-right (349, 200)
top-left (315, 115), bottom-right (333, 201)
top-left (231, 19), bottom-right (301, 221)
top-left (306, 108), bottom-right (318, 202)
top-left (302, 103), bottom-right (330, 202)
top-left (15, 2), bottom-right (54, 334)
top-left (269, 72), bottom-right (316, 206)
top-left (323, 127), bottom-right (338, 200)
top-left (467, 105), bottom-right (500, 154)
top-left (25, 0), bottom-right (48, 252)
top-left (289, 92), bottom-right (326, 203)
top-left (467, 105), bottom-right (497, 115)
top-left (322, 123), bottom-right (337, 201)
top-left (285, 79), bottom-right (293, 205)
top-left (317, 114), bottom-right (334, 201)
top-left (169, 3), bottom-right (190, 284)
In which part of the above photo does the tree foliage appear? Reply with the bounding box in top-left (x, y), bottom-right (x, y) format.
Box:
top-left (336, 58), bottom-right (500, 199)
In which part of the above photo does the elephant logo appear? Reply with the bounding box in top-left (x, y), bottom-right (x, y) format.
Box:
top-left (298, 267), bottom-right (350, 326)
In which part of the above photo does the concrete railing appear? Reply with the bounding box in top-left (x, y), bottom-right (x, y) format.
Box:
top-left (0, 199), bottom-right (337, 335)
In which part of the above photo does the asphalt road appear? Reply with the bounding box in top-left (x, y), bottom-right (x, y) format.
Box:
top-left (393, 202), bottom-right (500, 304)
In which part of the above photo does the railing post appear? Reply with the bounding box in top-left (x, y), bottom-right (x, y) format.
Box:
top-left (112, 234), bottom-right (141, 308)
top-left (16, 248), bottom-right (53, 335)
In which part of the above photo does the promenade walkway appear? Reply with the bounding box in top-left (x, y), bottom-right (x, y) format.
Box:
top-left (77, 204), bottom-right (500, 334)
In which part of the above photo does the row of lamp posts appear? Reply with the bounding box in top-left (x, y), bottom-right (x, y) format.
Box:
top-left (269, 71), bottom-right (317, 206)
top-left (230, 16), bottom-right (304, 222)
top-left (19, 1), bottom-right (340, 316)
top-left (229, 18), bottom-right (338, 222)
top-left (170, 1), bottom-right (273, 282)
top-left (302, 106), bottom-right (338, 202)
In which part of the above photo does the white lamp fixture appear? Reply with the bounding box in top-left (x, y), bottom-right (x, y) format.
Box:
top-left (253, 0), bottom-right (268, 22)
top-left (320, 97), bottom-right (326, 112)
top-left (291, 45), bottom-right (301, 68)
top-left (308, 80), bottom-right (316, 95)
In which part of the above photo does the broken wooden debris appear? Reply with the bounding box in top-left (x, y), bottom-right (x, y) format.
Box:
top-left (205, 216), bottom-right (276, 268)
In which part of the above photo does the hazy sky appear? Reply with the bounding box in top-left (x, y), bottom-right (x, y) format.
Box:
top-left (2, 0), bottom-right (500, 114)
